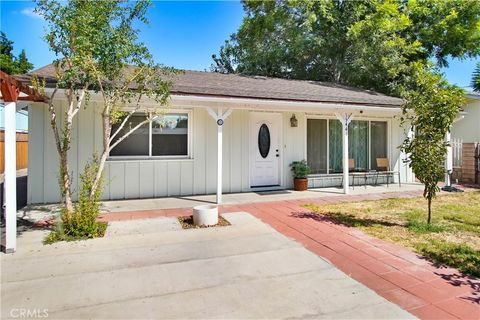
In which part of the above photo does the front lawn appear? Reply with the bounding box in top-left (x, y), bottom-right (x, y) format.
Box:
top-left (304, 191), bottom-right (480, 277)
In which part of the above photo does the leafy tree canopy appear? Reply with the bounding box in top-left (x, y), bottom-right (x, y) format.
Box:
top-left (35, 0), bottom-right (177, 203)
top-left (212, 0), bottom-right (480, 95)
top-left (0, 32), bottom-right (34, 75)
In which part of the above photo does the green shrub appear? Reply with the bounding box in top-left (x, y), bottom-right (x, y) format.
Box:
top-left (290, 160), bottom-right (311, 179)
top-left (45, 156), bottom-right (107, 244)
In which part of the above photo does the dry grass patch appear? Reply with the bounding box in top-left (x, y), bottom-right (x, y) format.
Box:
top-left (304, 191), bottom-right (480, 277)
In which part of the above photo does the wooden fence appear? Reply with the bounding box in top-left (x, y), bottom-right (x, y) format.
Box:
top-left (451, 138), bottom-right (463, 168)
top-left (0, 130), bottom-right (28, 174)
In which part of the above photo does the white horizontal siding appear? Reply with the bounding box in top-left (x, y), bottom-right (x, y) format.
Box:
top-left (27, 101), bottom-right (413, 204)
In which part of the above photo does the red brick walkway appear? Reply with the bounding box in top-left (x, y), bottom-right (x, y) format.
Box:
top-left (101, 189), bottom-right (480, 320)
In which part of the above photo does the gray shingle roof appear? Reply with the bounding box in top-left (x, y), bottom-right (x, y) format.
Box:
top-left (18, 64), bottom-right (402, 107)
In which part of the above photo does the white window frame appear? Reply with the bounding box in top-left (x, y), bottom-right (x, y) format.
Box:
top-left (304, 114), bottom-right (391, 175)
top-left (108, 109), bottom-right (193, 160)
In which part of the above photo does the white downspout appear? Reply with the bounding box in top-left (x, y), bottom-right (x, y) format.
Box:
top-left (4, 102), bottom-right (17, 253)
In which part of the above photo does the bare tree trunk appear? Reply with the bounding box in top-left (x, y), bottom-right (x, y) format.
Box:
top-left (90, 105), bottom-right (152, 199)
top-left (427, 197), bottom-right (432, 224)
top-left (47, 87), bottom-right (87, 214)
top-left (90, 109), bottom-right (111, 199)
top-left (47, 90), bottom-right (74, 213)
top-left (59, 151), bottom-right (74, 213)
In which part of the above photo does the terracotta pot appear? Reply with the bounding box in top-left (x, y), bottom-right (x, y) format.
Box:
top-left (293, 178), bottom-right (308, 191)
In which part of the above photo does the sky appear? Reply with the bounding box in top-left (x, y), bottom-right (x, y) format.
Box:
top-left (0, 0), bottom-right (478, 90)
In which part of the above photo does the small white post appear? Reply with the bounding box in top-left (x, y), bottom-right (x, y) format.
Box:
top-left (445, 131), bottom-right (452, 186)
top-left (336, 113), bottom-right (352, 194)
top-left (4, 102), bottom-right (17, 253)
top-left (217, 108), bottom-right (223, 204)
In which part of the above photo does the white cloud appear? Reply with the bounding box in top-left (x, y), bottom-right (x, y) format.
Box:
top-left (20, 7), bottom-right (43, 19)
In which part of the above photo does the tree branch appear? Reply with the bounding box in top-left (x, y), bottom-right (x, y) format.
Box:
top-left (109, 110), bottom-right (135, 143)
top-left (109, 118), bottom-right (150, 151)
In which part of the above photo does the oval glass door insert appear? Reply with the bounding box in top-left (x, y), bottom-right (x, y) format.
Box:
top-left (258, 123), bottom-right (271, 158)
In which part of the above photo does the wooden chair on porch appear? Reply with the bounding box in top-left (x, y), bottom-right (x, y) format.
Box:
top-left (375, 158), bottom-right (401, 187)
top-left (349, 159), bottom-right (375, 189)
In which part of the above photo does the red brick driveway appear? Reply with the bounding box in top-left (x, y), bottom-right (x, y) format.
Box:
top-left (101, 190), bottom-right (480, 320)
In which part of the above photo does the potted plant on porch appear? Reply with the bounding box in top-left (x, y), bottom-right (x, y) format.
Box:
top-left (290, 160), bottom-right (311, 191)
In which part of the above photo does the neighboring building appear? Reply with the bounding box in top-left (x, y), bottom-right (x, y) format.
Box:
top-left (452, 93), bottom-right (480, 143)
top-left (0, 105), bottom-right (28, 132)
top-left (19, 65), bottom-right (414, 204)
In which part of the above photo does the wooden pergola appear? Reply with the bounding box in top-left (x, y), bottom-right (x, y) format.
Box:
top-left (1, 70), bottom-right (45, 253)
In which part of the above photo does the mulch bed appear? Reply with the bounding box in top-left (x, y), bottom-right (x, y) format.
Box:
top-left (178, 215), bottom-right (231, 229)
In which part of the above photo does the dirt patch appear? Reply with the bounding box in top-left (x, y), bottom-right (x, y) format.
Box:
top-left (178, 215), bottom-right (231, 229)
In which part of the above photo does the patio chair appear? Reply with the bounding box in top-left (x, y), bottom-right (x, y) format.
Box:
top-left (375, 158), bottom-right (401, 187)
top-left (349, 159), bottom-right (371, 189)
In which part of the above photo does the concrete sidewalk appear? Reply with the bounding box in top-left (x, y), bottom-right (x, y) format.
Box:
top-left (16, 183), bottom-right (425, 224)
top-left (100, 183), bottom-right (425, 213)
top-left (97, 187), bottom-right (480, 319)
top-left (1, 212), bottom-right (413, 319)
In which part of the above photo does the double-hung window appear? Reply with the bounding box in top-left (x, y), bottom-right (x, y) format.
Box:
top-left (307, 118), bottom-right (388, 174)
top-left (109, 112), bottom-right (191, 158)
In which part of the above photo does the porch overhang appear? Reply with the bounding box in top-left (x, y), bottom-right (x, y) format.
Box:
top-left (170, 94), bottom-right (403, 115)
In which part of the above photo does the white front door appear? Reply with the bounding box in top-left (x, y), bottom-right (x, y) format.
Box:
top-left (250, 112), bottom-right (282, 188)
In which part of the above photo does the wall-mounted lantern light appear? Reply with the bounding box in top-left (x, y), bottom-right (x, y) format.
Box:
top-left (290, 114), bottom-right (298, 127)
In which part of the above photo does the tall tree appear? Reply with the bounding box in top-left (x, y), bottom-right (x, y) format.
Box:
top-left (0, 32), bottom-right (34, 75)
top-left (213, 0), bottom-right (477, 222)
top-left (212, 0), bottom-right (480, 95)
top-left (400, 64), bottom-right (465, 223)
top-left (35, 0), bottom-right (175, 211)
top-left (472, 62), bottom-right (480, 92)
top-left (16, 49), bottom-right (34, 74)
top-left (0, 31), bottom-right (14, 55)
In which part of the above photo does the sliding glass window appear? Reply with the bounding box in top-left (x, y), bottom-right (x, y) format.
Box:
top-left (370, 121), bottom-right (388, 170)
top-left (307, 119), bottom-right (388, 174)
top-left (349, 120), bottom-right (369, 171)
top-left (329, 119), bottom-right (343, 173)
top-left (307, 119), bottom-right (328, 174)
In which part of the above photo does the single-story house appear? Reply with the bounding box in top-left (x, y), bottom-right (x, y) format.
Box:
top-left (452, 93), bottom-right (480, 143)
top-left (20, 65), bottom-right (414, 205)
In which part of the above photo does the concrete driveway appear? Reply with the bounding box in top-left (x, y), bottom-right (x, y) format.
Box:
top-left (1, 212), bottom-right (414, 319)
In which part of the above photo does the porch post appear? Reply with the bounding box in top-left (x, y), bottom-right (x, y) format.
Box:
top-left (4, 102), bottom-right (17, 253)
top-left (445, 130), bottom-right (452, 186)
top-left (217, 108), bottom-right (223, 204)
top-left (207, 107), bottom-right (233, 205)
top-left (336, 113), bottom-right (352, 194)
